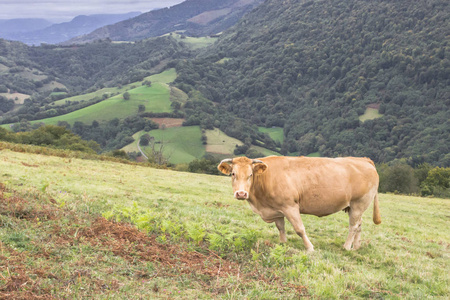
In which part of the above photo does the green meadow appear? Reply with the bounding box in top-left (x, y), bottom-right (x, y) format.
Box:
top-left (50, 86), bottom-right (127, 107)
top-left (167, 33), bottom-right (218, 49)
top-left (25, 82), bottom-right (169, 126)
top-left (124, 127), bottom-right (280, 165)
top-left (2, 69), bottom-right (177, 128)
top-left (0, 149), bottom-right (448, 299)
top-left (359, 107), bottom-right (383, 122)
top-left (126, 126), bottom-right (206, 164)
top-left (203, 128), bottom-right (280, 157)
top-left (258, 126), bottom-right (284, 144)
top-left (204, 128), bottom-right (244, 154)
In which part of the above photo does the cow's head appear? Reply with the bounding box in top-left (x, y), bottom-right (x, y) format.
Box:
top-left (218, 157), bottom-right (268, 200)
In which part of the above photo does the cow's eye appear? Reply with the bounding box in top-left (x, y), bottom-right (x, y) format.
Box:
top-left (231, 172), bottom-right (235, 177)
top-left (249, 173), bottom-right (253, 177)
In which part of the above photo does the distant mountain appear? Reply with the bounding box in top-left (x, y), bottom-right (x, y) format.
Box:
top-left (1, 12), bottom-right (141, 45)
top-left (0, 19), bottom-right (53, 34)
top-left (65, 0), bottom-right (264, 44)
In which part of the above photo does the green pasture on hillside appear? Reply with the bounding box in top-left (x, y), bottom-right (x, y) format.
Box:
top-left (359, 107), bottom-right (383, 122)
top-left (49, 68), bottom-right (176, 108)
top-left (24, 82), bottom-right (170, 126)
top-left (0, 149), bottom-right (448, 299)
top-left (205, 128), bottom-right (280, 157)
top-left (125, 126), bottom-right (206, 164)
top-left (50, 86), bottom-right (127, 107)
top-left (258, 126), bottom-right (284, 144)
top-left (0, 69), bottom-right (177, 129)
top-left (204, 128), bottom-right (244, 154)
top-left (167, 33), bottom-right (218, 49)
top-left (2, 69), bottom-right (178, 127)
top-left (124, 127), bottom-right (280, 164)
top-left (143, 68), bottom-right (177, 83)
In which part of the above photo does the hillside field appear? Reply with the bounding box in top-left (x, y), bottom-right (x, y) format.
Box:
top-left (123, 127), bottom-right (280, 164)
top-left (258, 127), bottom-right (284, 144)
top-left (2, 69), bottom-right (177, 128)
top-left (0, 149), bottom-right (448, 299)
top-left (165, 33), bottom-right (218, 50)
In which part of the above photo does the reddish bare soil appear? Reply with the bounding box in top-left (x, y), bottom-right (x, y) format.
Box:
top-left (150, 118), bottom-right (184, 128)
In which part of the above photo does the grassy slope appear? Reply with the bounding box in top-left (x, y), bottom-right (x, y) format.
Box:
top-left (166, 33), bottom-right (218, 50)
top-left (359, 107), bottom-right (383, 122)
top-left (205, 128), bottom-right (244, 154)
top-left (258, 126), bottom-right (284, 144)
top-left (0, 150), bottom-right (448, 298)
top-left (123, 127), bottom-right (280, 164)
top-left (204, 128), bottom-right (280, 157)
top-left (1, 69), bottom-right (177, 128)
top-left (125, 126), bottom-right (206, 164)
top-left (50, 87), bottom-right (127, 107)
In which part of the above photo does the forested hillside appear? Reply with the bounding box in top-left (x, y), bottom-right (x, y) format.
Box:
top-left (175, 0), bottom-right (450, 166)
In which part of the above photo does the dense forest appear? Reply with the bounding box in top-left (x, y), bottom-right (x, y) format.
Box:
top-left (175, 0), bottom-right (450, 166)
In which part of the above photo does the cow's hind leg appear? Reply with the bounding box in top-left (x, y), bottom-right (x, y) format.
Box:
top-left (353, 223), bottom-right (362, 250)
top-left (343, 209), bottom-right (362, 250)
top-left (274, 217), bottom-right (287, 243)
top-left (343, 195), bottom-right (372, 250)
top-left (283, 207), bottom-right (314, 252)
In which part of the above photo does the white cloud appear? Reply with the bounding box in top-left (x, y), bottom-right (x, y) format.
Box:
top-left (0, 0), bottom-right (185, 22)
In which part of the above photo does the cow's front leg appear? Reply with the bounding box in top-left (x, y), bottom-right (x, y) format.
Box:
top-left (283, 207), bottom-right (314, 252)
top-left (274, 217), bottom-right (287, 243)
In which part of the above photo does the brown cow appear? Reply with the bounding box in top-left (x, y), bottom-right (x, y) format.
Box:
top-left (218, 156), bottom-right (381, 252)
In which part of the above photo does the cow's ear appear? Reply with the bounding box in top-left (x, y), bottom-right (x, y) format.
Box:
top-left (218, 162), bottom-right (233, 175)
top-left (253, 162), bottom-right (268, 174)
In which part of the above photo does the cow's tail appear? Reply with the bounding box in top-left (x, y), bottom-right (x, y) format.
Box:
top-left (373, 192), bottom-right (381, 225)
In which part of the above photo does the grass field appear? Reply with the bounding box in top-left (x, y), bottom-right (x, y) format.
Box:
top-left (0, 92), bottom-right (30, 104)
top-left (258, 126), bottom-right (284, 144)
top-left (359, 107), bottom-right (383, 122)
top-left (124, 127), bottom-right (280, 165)
top-left (205, 128), bottom-right (280, 157)
top-left (50, 87), bottom-right (126, 107)
top-left (205, 128), bottom-right (244, 154)
top-left (25, 82), bottom-right (170, 126)
top-left (0, 149), bottom-right (448, 299)
top-left (124, 126), bottom-right (206, 164)
top-left (2, 69), bottom-right (177, 127)
top-left (167, 33), bottom-right (218, 49)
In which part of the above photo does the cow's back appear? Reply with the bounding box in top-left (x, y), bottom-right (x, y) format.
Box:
top-left (256, 156), bottom-right (378, 217)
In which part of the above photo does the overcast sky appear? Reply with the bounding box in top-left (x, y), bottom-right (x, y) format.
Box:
top-left (0, 0), bottom-right (186, 22)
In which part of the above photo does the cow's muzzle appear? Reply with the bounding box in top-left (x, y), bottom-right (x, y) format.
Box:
top-left (234, 190), bottom-right (249, 200)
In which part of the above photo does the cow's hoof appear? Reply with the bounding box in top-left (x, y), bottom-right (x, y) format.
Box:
top-left (343, 246), bottom-right (352, 251)
top-left (306, 247), bottom-right (314, 253)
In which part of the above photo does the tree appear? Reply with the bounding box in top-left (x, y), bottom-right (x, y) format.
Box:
top-left (123, 92), bottom-right (130, 100)
top-left (140, 134), bottom-right (151, 146)
top-left (420, 167), bottom-right (450, 197)
top-left (379, 163), bottom-right (419, 194)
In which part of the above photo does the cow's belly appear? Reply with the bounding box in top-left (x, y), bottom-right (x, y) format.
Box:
top-left (299, 190), bottom-right (350, 217)
top-left (247, 201), bottom-right (284, 222)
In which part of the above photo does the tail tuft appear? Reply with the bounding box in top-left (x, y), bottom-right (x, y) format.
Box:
top-left (373, 193), bottom-right (381, 225)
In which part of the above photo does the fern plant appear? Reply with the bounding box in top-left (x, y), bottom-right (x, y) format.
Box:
top-left (186, 224), bottom-right (206, 245)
